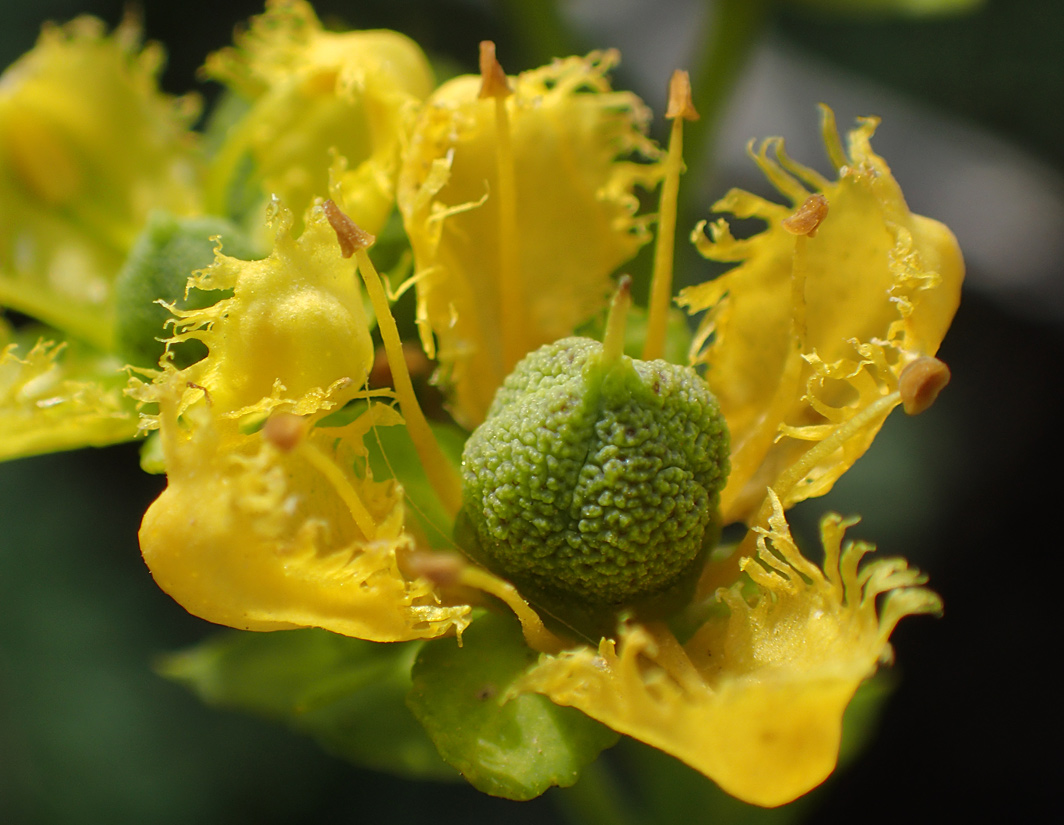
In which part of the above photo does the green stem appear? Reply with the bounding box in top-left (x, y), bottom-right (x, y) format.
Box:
top-left (685, 0), bottom-right (773, 197)
top-left (494, 0), bottom-right (578, 67)
top-left (553, 757), bottom-right (642, 825)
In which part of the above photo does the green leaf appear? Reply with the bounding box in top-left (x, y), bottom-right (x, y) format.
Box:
top-left (366, 416), bottom-right (467, 540)
top-left (158, 628), bottom-right (457, 781)
top-left (407, 611), bottom-right (619, 800)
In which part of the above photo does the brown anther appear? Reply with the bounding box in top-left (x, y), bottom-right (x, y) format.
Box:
top-left (262, 413), bottom-right (307, 452)
top-left (323, 199), bottom-right (375, 257)
top-left (782, 193), bottom-right (829, 237)
top-left (899, 356), bottom-right (951, 415)
top-left (478, 41), bottom-right (511, 99)
top-left (665, 69), bottom-right (699, 121)
top-left (401, 550), bottom-right (467, 587)
top-left (370, 341), bottom-right (432, 388)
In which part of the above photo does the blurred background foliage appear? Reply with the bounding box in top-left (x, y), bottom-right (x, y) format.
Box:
top-left (1, 0), bottom-right (1058, 822)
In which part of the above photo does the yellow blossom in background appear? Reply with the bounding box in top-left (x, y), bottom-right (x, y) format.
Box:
top-left (0, 13), bottom-right (202, 459)
top-left (132, 197), bottom-right (471, 641)
top-left (0, 14), bottom-right (201, 349)
top-left (204, 0), bottom-right (434, 235)
top-left (398, 49), bottom-right (663, 427)
top-left (0, 323), bottom-right (135, 461)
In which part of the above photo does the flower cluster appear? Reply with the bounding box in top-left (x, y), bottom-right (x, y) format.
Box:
top-left (0, 0), bottom-right (962, 809)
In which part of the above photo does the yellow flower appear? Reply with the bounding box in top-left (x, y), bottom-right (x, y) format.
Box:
top-left (398, 45), bottom-right (663, 427)
top-left (0, 4), bottom-right (435, 464)
top-left (132, 196), bottom-right (471, 641)
top-left (15, 11), bottom-right (956, 805)
top-left (0, 14), bottom-right (201, 349)
top-left (513, 107), bottom-right (962, 806)
top-left (203, 0), bottom-right (434, 235)
top-left (680, 107), bottom-right (963, 526)
top-left (124, 17), bottom-right (961, 799)
top-left (0, 323), bottom-right (134, 461)
top-left (0, 13), bottom-right (202, 459)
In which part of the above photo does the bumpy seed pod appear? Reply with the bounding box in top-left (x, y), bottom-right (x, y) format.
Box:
top-left (114, 211), bottom-right (260, 369)
top-left (458, 325), bottom-right (730, 626)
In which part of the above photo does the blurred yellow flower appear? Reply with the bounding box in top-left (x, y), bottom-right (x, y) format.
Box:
top-left (0, 13), bottom-right (202, 459)
top-left (204, 0), bottom-right (434, 235)
top-left (0, 13), bottom-right (201, 348)
top-left (0, 326), bottom-right (134, 461)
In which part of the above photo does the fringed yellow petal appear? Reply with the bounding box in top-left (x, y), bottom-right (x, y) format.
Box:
top-left (518, 493), bottom-right (940, 807)
top-left (137, 374), bottom-right (470, 641)
top-left (398, 51), bottom-right (662, 428)
top-left (131, 197), bottom-right (470, 641)
top-left (0, 15), bottom-right (201, 350)
top-left (679, 109), bottom-right (963, 525)
top-left (204, 0), bottom-right (433, 235)
top-left (162, 198), bottom-right (376, 416)
top-left (0, 331), bottom-right (138, 461)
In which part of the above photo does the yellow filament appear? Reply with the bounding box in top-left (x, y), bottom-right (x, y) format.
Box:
top-left (704, 389), bottom-right (904, 598)
top-left (493, 94), bottom-right (525, 374)
top-left (643, 114), bottom-right (685, 362)
top-left (296, 439), bottom-right (378, 540)
top-left (601, 275), bottom-right (632, 365)
top-left (645, 622), bottom-right (705, 694)
top-left (767, 389), bottom-right (902, 511)
top-left (459, 566), bottom-right (567, 654)
top-left (355, 248), bottom-right (464, 517)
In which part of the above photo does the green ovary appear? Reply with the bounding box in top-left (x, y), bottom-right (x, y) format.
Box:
top-left (460, 337), bottom-right (730, 610)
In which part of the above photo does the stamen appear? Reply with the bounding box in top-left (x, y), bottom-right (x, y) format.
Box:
top-left (262, 413), bottom-right (306, 452)
top-left (782, 193), bottom-right (829, 237)
top-left (324, 200), bottom-right (464, 517)
top-left (458, 565), bottom-right (567, 654)
top-left (645, 622), bottom-right (705, 695)
top-left (601, 275), bottom-right (632, 366)
top-left (900, 356), bottom-right (950, 415)
top-left (296, 437), bottom-right (379, 541)
top-left (323, 199), bottom-right (376, 255)
top-left (479, 41), bottom-right (525, 374)
top-left (769, 390), bottom-right (902, 516)
top-left (643, 70), bottom-right (699, 362)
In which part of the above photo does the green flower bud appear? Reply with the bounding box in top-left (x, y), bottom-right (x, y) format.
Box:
top-left (459, 336), bottom-right (730, 622)
top-left (114, 211), bottom-right (260, 368)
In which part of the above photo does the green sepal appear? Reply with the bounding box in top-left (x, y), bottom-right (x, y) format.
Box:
top-left (157, 628), bottom-right (457, 781)
top-left (406, 611), bottom-right (619, 800)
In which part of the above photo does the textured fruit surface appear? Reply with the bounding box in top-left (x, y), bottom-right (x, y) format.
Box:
top-left (460, 337), bottom-right (729, 608)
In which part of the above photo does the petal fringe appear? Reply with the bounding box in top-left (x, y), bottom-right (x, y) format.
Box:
top-left (518, 493), bottom-right (940, 807)
top-left (679, 108), bottom-right (963, 524)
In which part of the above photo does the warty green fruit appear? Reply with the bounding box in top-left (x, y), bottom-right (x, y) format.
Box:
top-left (459, 336), bottom-right (730, 616)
